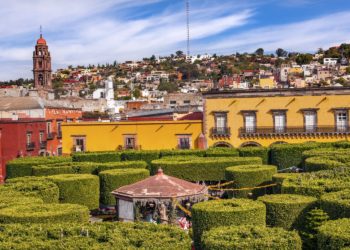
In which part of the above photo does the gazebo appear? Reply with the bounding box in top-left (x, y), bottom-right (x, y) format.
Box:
top-left (111, 168), bottom-right (208, 224)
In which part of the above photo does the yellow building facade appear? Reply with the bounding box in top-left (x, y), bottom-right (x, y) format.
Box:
top-left (62, 120), bottom-right (203, 154)
top-left (203, 88), bottom-right (350, 148)
top-left (259, 77), bottom-right (276, 89)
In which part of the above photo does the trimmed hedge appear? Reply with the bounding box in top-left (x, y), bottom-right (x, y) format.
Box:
top-left (96, 161), bottom-right (148, 174)
top-left (225, 165), bottom-right (277, 198)
top-left (202, 225), bottom-right (302, 250)
top-left (47, 174), bottom-right (99, 210)
top-left (6, 156), bottom-right (72, 179)
top-left (0, 203), bottom-right (89, 224)
top-left (0, 188), bottom-right (43, 209)
top-left (317, 218), bottom-right (350, 250)
top-left (72, 151), bottom-right (122, 162)
top-left (0, 222), bottom-right (191, 249)
top-left (258, 194), bottom-right (317, 230)
top-left (159, 149), bottom-right (206, 157)
top-left (205, 148), bottom-right (239, 157)
top-left (238, 147), bottom-right (270, 164)
top-left (192, 199), bottom-right (266, 249)
top-left (272, 173), bottom-right (301, 193)
top-left (99, 168), bottom-right (150, 206)
top-left (151, 157), bottom-right (262, 181)
top-left (320, 189), bottom-right (350, 220)
top-left (5, 176), bottom-right (59, 203)
top-left (304, 157), bottom-right (345, 172)
top-left (121, 150), bottom-right (159, 163)
top-left (302, 148), bottom-right (350, 161)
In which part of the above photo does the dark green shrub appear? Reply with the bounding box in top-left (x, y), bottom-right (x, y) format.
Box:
top-left (317, 218), bottom-right (350, 250)
top-left (320, 189), bottom-right (350, 219)
top-left (202, 225), bottom-right (302, 250)
top-left (273, 173), bottom-right (301, 193)
top-left (192, 199), bottom-right (266, 249)
top-left (96, 161), bottom-right (148, 174)
top-left (205, 148), bottom-right (239, 157)
top-left (225, 165), bottom-right (277, 198)
top-left (160, 149), bottom-right (206, 157)
top-left (32, 164), bottom-right (74, 176)
top-left (0, 203), bottom-right (89, 224)
top-left (121, 150), bottom-right (159, 163)
top-left (332, 140), bottom-right (350, 148)
top-left (302, 148), bottom-right (350, 161)
top-left (0, 188), bottom-right (43, 209)
top-left (151, 157), bottom-right (262, 181)
top-left (5, 176), bottom-right (59, 203)
top-left (304, 157), bottom-right (345, 172)
top-left (99, 168), bottom-right (150, 206)
top-left (72, 151), bottom-right (122, 162)
top-left (258, 194), bottom-right (317, 230)
top-left (6, 156), bottom-right (72, 179)
top-left (47, 174), bottom-right (99, 210)
top-left (238, 147), bottom-right (270, 164)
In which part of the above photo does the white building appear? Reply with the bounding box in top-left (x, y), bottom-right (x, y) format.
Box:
top-left (324, 58), bottom-right (338, 66)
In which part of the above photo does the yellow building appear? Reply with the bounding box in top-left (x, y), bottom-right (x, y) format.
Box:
top-left (62, 120), bottom-right (203, 154)
top-left (259, 77), bottom-right (275, 89)
top-left (203, 87), bottom-right (350, 148)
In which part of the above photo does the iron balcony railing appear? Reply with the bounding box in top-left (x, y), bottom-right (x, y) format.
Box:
top-left (26, 142), bottom-right (35, 151)
top-left (240, 126), bottom-right (350, 137)
top-left (211, 127), bottom-right (231, 137)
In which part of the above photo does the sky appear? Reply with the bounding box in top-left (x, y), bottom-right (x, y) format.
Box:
top-left (1, 0), bottom-right (350, 80)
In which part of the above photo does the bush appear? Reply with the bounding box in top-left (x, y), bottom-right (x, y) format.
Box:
top-left (121, 150), bottom-right (159, 163)
top-left (225, 165), bottom-right (277, 198)
top-left (320, 189), bottom-right (350, 219)
top-left (332, 140), bottom-right (350, 148)
top-left (272, 173), bottom-right (301, 193)
top-left (6, 156), bottom-right (72, 179)
top-left (302, 148), bottom-right (350, 161)
top-left (192, 199), bottom-right (266, 249)
top-left (0, 188), bottom-right (43, 209)
top-left (5, 176), bottom-right (59, 203)
top-left (317, 218), bottom-right (350, 250)
top-left (151, 157), bottom-right (262, 181)
top-left (202, 225), bottom-right (302, 250)
top-left (160, 149), bottom-right (206, 157)
top-left (205, 148), bottom-right (239, 157)
top-left (96, 161), bottom-right (148, 174)
top-left (304, 157), bottom-right (345, 172)
top-left (0, 203), bottom-right (89, 224)
top-left (238, 147), bottom-right (270, 164)
top-left (258, 194), bottom-right (317, 230)
top-left (47, 174), bottom-right (99, 210)
top-left (72, 151), bottom-right (122, 162)
top-left (99, 168), bottom-right (150, 206)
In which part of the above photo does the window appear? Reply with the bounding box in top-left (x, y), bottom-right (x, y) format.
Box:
top-left (215, 113), bottom-right (227, 134)
top-left (304, 111), bottom-right (317, 132)
top-left (336, 111), bottom-right (348, 132)
top-left (183, 100), bottom-right (190, 105)
top-left (100, 92), bottom-right (105, 98)
top-left (47, 122), bottom-right (51, 134)
top-left (243, 113), bottom-right (256, 133)
top-left (124, 135), bottom-right (136, 149)
top-left (170, 100), bottom-right (177, 108)
top-left (66, 118), bottom-right (73, 123)
top-left (39, 131), bottom-right (44, 143)
top-left (177, 135), bottom-right (191, 149)
top-left (57, 122), bottom-right (62, 138)
top-left (273, 112), bottom-right (286, 133)
top-left (73, 137), bottom-right (86, 152)
top-left (26, 132), bottom-right (32, 145)
top-left (57, 147), bottom-right (62, 156)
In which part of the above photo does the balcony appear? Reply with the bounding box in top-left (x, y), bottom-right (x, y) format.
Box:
top-left (26, 142), bottom-right (35, 151)
top-left (47, 133), bottom-right (54, 140)
top-left (40, 141), bottom-right (47, 149)
top-left (211, 127), bottom-right (231, 138)
top-left (239, 126), bottom-right (350, 138)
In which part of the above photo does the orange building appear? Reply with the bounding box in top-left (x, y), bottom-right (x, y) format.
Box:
top-left (45, 107), bottom-right (82, 156)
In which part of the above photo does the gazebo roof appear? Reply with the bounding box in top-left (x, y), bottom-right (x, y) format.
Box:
top-left (111, 169), bottom-right (208, 201)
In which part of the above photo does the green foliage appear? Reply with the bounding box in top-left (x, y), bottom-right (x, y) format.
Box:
top-left (238, 146), bottom-right (270, 164)
top-left (296, 53), bottom-right (313, 65)
top-left (151, 157), bottom-right (262, 181)
top-left (0, 188), bottom-right (43, 209)
top-left (258, 194), bottom-right (317, 230)
top-left (0, 203), bottom-right (89, 224)
top-left (99, 168), bottom-right (150, 206)
top-left (320, 189), bottom-right (350, 219)
top-left (302, 148), bottom-right (350, 161)
top-left (317, 218), bottom-right (350, 250)
top-left (272, 173), bottom-right (301, 193)
top-left (47, 174), bottom-right (100, 210)
top-left (304, 157), bottom-right (345, 172)
top-left (192, 199), bottom-right (266, 249)
top-left (225, 165), bottom-right (277, 198)
top-left (157, 81), bottom-right (178, 93)
top-left (96, 161), bottom-right (148, 173)
top-left (159, 149), bottom-right (206, 158)
top-left (205, 148), bottom-right (239, 157)
top-left (6, 156), bottom-right (72, 179)
top-left (72, 151), bottom-right (122, 162)
top-left (202, 225), bottom-right (302, 250)
top-left (121, 150), bottom-right (159, 164)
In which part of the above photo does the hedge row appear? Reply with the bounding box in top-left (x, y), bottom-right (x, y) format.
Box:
top-left (238, 147), bottom-right (270, 164)
top-left (205, 148), bottom-right (239, 157)
top-left (6, 156), bottom-right (72, 179)
top-left (72, 151), bottom-right (122, 162)
top-left (159, 149), bottom-right (206, 157)
top-left (151, 157), bottom-right (262, 181)
top-left (95, 161), bottom-right (148, 174)
top-left (99, 168), bottom-right (150, 206)
top-left (202, 225), bottom-right (302, 250)
top-left (225, 165), bottom-right (277, 198)
top-left (304, 157), bottom-right (345, 172)
top-left (317, 218), bottom-right (350, 250)
top-left (272, 173), bottom-right (301, 193)
top-left (0, 203), bottom-right (89, 224)
top-left (302, 148), bottom-right (350, 161)
top-left (47, 174), bottom-right (100, 210)
top-left (0, 188), bottom-right (43, 209)
top-left (192, 199), bottom-right (266, 249)
top-left (320, 189), bottom-right (350, 220)
top-left (258, 194), bottom-right (317, 230)
top-left (0, 222), bottom-right (191, 249)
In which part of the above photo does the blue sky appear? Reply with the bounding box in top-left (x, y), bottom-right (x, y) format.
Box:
top-left (1, 0), bottom-right (350, 80)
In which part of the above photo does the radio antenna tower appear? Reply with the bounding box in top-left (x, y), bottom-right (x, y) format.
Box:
top-left (186, 0), bottom-right (190, 57)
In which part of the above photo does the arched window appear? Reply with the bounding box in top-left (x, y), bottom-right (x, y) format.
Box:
top-left (213, 141), bottom-right (233, 148)
top-left (240, 141), bottom-right (262, 147)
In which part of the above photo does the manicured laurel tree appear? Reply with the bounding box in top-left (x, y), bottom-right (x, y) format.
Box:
top-left (272, 173), bottom-right (300, 193)
top-left (202, 225), bottom-right (302, 250)
top-left (0, 203), bottom-right (89, 224)
top-left (281, 168), bottom-right (350, 198)
top-left (159, 149), bottom-right (206, 157)
top-left (6, 156), bottom-right (72, 179)
top-left (320, 189), bottom-right (350, 219)
top-left (238, 146), bottom-right (270, 164)
top-left (225, 165), bottom-right (277, 198)
top-left (192, 199), bottom-right (266, 249)
top-left (0, 188), bottom-right (44, 209)
top-left (151, 157), bottom-right (262, 181)
top-left (99, 168), bottom-right (150, 206)
top-left (47, 174), bottom-right (99, 210)
top-left (0, 222), bottom-right (191, 249)
top-left (96, 161), bottom-right (148, 174)
top-left (205, 147), bottom-right (239, 157)
top-left (5, 176), bottom-right (59, 203)
top-left (121, 150), bottom-right (160, 163)
top-left (258, 194), bottom-right (317, 230)
top-left (72, 151), bottom-right (122, 162)
top-left (304, 157), bottom-right (345, 172)
top-left (317, 218), bottom-right (350, 250)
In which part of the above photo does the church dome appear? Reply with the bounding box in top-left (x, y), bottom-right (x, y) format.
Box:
top-left (37, 35), bottom-right (46, 45)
